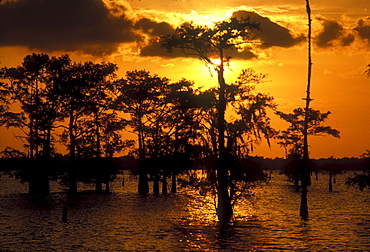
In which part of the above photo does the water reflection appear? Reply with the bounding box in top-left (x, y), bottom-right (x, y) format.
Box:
top-left (0, 171), bottom-right (370, 251)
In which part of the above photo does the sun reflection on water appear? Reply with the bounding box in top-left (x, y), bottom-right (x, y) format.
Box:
top-left (0, 171), bottom-right (370, 251)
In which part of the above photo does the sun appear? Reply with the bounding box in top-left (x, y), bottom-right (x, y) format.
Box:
top-left (210, 58), bottom-right (222, 66)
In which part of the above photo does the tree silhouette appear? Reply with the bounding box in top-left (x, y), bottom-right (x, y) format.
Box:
top-left (276, 108), bottom-right (340, 157)
top-left (4, 53), bottom-right (50, 159)
top-left (0, 68), bottom-right (11, 127)
top-left (300, 0), bottom-right (313, 221)
top-left (277, 108), bottom-right (340, 191)
top-left (2, 53), bottom-right (59, 195)
top-left (191, 69), bottom-right (275, 212)
top-left (112, 70), bottom-right (170, 195)
top-left (57, 60), bottom-right (118, 193)
top-left (162, 17), bottom-right (268, 223)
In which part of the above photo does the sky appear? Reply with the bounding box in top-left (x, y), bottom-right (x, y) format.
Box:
top-left (0, 0), bottom-right (370, 158)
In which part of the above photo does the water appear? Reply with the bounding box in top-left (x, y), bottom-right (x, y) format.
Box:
top-left (1, 171), bottom-right (369, 251)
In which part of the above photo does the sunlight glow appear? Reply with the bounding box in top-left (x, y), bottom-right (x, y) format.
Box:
top-left (209, 58), bottom-right (222, 67)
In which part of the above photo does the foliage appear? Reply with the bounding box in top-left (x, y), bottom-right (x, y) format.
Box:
top-left (161, 17), bottom-right (260, 70)
top-left (276, 108), bottom-right (340, 157)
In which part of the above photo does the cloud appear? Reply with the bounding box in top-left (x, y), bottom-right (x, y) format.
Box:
top-left (232, 11), bottom-right (306, 48)
top-left (135, 18), bottom-right (174, 37)
top-left (0, 0), bottom-right (139, 56)
top-left (354, 17), bottom-right (370, 45)
top-left (315, 17), bottom-right (355, 48)
top-left (139, 10), bottom-right (303, 59)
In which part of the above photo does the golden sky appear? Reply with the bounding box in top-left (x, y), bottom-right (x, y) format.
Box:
top-left (1, 0), bottom-right (370, 158)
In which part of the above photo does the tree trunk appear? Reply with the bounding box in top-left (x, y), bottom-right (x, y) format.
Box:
top-left (217, 168), bottom-right (233, 223)
top-left (215, 49), bottom-right (233, 223)
top-left (105, 181), bottom-right (110, 193)
top-left (300, 185), bottom-right (309, 221)
top-left (299, 160), bottom-right (310, 220)
top-left (299, 0), bottom-right (312, 221)
top-left (328, 172), bottom-right (333, 192)
top-left (68, 108), bottom-right (78, 194)
top-left (137, 115), bottom-right (149, 195)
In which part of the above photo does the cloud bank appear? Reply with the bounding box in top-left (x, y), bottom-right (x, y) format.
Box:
top-left (314, 16), bottom-right (370, 49)
top-left (4, 0), bottom-right (368, 58)
top-left (232, 11), bottom-right (306, 49)
top-left (140, 10), bottom-right (306, 59)
top-left (0, 0), bottom-right (140, 56)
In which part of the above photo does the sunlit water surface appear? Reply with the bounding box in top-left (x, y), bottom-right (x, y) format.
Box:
top-left (0, 171), bottom-right (369, 251)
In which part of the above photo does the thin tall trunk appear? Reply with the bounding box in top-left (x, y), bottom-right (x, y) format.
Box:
top-left (68, 105), bottom-right (77, 194)
top-left (95, 111), bottom-right (103, 193)
top-left (34, 79), bottom-right (40, 158)
top-left (303, 0), bottom-right (313, 161)
top-left (300, 0), bottom-right (313, 220)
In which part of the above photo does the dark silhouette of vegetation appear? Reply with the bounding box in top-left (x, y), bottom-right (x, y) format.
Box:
top-left (299, 0), bottom-right (313, 221)
top-left (346, 150), bottom-right (370, 190)
top-left (0, 44), bottom-right (350, 226)
top-left (1, 54), bottom-right (129, 195)
top-left (162, 16), bottom-right (277, 223)
top-left (277, 107), bottom-right (340, 218)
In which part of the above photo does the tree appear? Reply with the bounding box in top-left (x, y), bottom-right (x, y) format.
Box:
top-left (299, 0), bottom-right (312, 220)
top-left (112, 70), bottom-right (170, 195)
top-left (276, 108), bottom-right (340, 157)
top-left (0, 67), bottom-right (11, 126)
top-left (57, 60), bottom-right (119, 193)
top-left (2, 53), bottom-right (58, 195)
top-left (162, 16), bottom-right (266, 223)
top-left (276, 107), bottom-right (340, 217)
top-left (3, 53), bottom-right (50, 159)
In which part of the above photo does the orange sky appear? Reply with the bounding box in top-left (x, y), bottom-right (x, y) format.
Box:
top-left (1, 0), bottom-right (370, 158)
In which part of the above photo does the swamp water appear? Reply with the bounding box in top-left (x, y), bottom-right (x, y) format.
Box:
top-left (0, 171), bottom-right (369, 251)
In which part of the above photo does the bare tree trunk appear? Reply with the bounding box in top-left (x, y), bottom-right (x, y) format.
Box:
top-left (68, 106), bottom-right (77, 194)
top-left (300, 0), bottom-right (313, 221)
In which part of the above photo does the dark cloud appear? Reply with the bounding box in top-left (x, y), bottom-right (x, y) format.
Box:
top-left (341, 33), bottom-right (355, 46)
top-left (315, 17), bottom-right (355, 48)
top-left (135, 18), bottom-right (174, 37)
top-left (0, 0), bottom-right (139, 56)
top-left (140, 10), bottom-right (303, 59)
top-left (232, 11), bottom-right (306, 48)
top-left (315, 18), bottom-right (343, 48)
top-left (354, 17), bottom-right (370, 45)
top-left (140, 39), bottom-right (187, 58)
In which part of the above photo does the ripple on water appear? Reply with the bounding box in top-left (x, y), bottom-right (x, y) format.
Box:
top-left (0, 172), bottom-right (369, 251)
